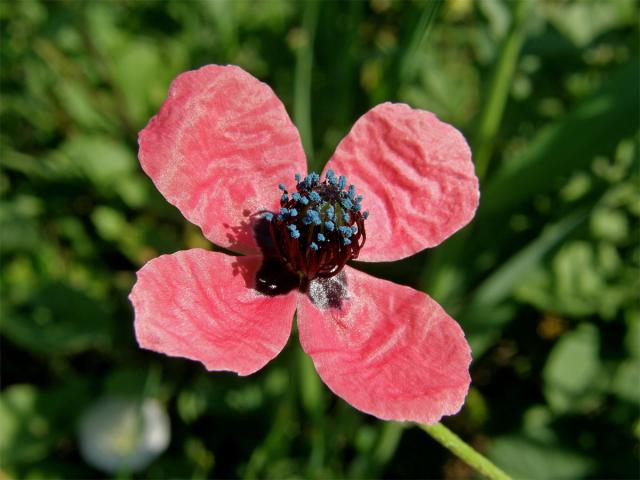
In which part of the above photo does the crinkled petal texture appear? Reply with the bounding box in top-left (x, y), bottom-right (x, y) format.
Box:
top-left (130, 249), bottom-right (297, 376)
top-left (324, 103), bottom-right (479, 262)
top-left (297, 265), bottom-right (471, 424)
top-left (139, 65), bottom-right (307, 255)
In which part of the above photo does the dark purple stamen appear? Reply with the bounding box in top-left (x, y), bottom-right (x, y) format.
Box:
top-left (263, 170), bottom-right (368, 282)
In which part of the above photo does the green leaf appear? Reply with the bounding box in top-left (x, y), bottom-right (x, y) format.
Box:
top-left (543, 323), bottom-right (602, 414)
top-left (2, 283), bottom-right (112, 356)
top-left (545, 0), bottom-right (637, 47)
top-left (0, 195), bottom-right (42, 252)
top-left (590, 207), bottom-right (629, 244)
top-left (516, 237), bottom-right (633, 319)
top-left (56, 135), bottom-right (135, 187)
top-left (0, 381), bottom-right (91, 466)
top-left (625, 309), bottom-right (640, 358)
top-left (611, 359), bottom-right (640, 405)
top-left (489, 434), bottom-right (594, 479)
top-left (91, 206), bottom-right (148, 263)
top-left (0, 385), bottom-right (51, 464)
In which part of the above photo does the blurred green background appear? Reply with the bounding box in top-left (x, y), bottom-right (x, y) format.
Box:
top-left (1, 0), bottom-right (639, 478)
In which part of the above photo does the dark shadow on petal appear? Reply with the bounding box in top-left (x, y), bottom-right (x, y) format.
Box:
top-left (253, 214), bottom-right (277, 256)
top-left (223, 216), bottom-right (253, 254)
top-left (255, 257), bottom-right (300, 296)
top-left (229, 216), bottom-right (299, 297)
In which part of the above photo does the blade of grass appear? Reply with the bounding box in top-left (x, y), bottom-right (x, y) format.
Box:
top-left (294, 0), bottom-right (320, 170)
top-left (462, 209), bottom-right (587, 356)
top-left (347, 422), bottom-right (405, 479)
top-left (398, 0), bottom-right (443, 84)
top-left (473, 0), bottom-right (533, 181)
top-left (296, 340), bottom-right (327, 477)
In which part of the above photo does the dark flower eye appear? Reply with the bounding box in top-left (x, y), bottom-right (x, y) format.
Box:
top-left (263, 170), bottom-right (368, 281)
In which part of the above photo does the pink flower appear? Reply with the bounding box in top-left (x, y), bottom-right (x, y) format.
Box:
top-left (130, 65), bottom-right (479, 425)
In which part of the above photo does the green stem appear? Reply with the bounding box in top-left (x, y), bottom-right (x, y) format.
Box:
top-left (472, 0), bottom-right (532, 181)
top-left (420, 423), bottom-right (511, 480)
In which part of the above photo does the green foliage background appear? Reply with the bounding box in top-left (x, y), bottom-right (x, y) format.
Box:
top-left (1, 0), bottom-right (638, 478)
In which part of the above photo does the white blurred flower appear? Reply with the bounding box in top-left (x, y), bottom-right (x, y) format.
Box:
top-left (78, 395), bottom-right (170, 474)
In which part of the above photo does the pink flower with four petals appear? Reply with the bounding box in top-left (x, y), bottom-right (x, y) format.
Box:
top-left (130, 64), bottom-right (479, 425)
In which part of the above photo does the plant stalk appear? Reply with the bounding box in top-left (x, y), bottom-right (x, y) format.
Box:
top-left (420, 422), bottom-right (511, 480)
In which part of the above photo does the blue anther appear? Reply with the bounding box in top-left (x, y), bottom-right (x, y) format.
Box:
top-left (304, 173), bottom-right (319, 188)
top-left (281, 193), bottom-right (289, 202)
top-left (294, 173), bottom-right (302, 182)
top-left (292, 192), bottom-right (301, 201)
top-left (326, 169), bottom-right (337, 184)
top-left (363, 211), bottom-right (369, 219)
top-left (325, 206), bottom-right (335, 220)
top-left (325, 221), bottom-right (335, 231)
top-left (353, 202), bottom-right (361, 212)
top-left (348, 185), bottom-right (356, 199)
top-left (309, 242), bottom-right (319, 251)
top-left (300, 196), bottom-right (309, 205)
top-left (303, 210), bottom-right (321, 226)
top-left (342, 237), bottom-right (352, 246)
top-left (289, 208), bottom-right (298, 217)
top-left (351, 224), bottom-right (358, 234)
top-left (288, 224), bottom-right (300, 239)
top-left (342, 212), bottom-right (351, 223)
top-left (264, 212), bottom-right (274, 221)
top-left (276, 214), bottom-right (283, 221)
top-left (356, 195), bottom-right (363, 202)
top-left (279, 183), bottom-right (286, 191)
top-left (310, 210), bottom-right (322, 225)
top-left (317, 233), bottom-right (326, 242)
top-left (280, 207), bottom-right (289, 215)
top-left (338, 175), bottom-right (346, 189)
top-left (309, 191), bottom-right (321, 202)
top-left (341, 198), bottom-right (353, 209)
top-left (339, 226), bottom-right (353, 238)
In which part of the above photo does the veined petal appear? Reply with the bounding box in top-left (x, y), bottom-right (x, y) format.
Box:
top-left (324, 103), bottom-right (479, 262)
top-left (130, 249), bottom-right (296, 376)
top-left (139, 65), bottom-right (307, 255)
top-left (297, 265), bottom-right (471, 424)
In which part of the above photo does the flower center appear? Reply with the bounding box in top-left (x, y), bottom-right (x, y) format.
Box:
top-left (263, 170), bottom-right (368, 282)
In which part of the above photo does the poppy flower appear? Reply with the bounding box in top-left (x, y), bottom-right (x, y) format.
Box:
top-left (130, 65), bottom-right (479, 425)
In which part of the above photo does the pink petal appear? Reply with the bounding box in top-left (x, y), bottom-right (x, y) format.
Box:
top-left (297, 265), bottom-right (471, 424)
top-left (324, 103), bottom-right (479, 262)
top-left (130, 249), bottom-right (297, 376)
top-left (139, 65), bottom-right (307, 255)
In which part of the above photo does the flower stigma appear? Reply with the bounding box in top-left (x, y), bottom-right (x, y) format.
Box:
top-left (263, 170), bottom-right (368, 284)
